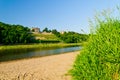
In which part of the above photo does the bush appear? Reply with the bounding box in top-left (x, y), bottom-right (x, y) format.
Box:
top-left (70, 12), bottom-right (120, 79)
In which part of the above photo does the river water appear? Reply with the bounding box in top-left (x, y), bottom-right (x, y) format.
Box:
top-left (0, 46), bottom-right (82, 62)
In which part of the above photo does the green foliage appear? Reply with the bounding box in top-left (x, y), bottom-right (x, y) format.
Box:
top-left (70, 12), bottom-right (120, 79)
top-left (60, 32), bottom-right (88, 43)
top-left (51, 29), bottom-right (88, 43)
top-left (51, 29), bottom-right (61, 37)
top-left (0, 22), bottom-right (34, 44)
top-left (42, 27), bottom-right (51, 32)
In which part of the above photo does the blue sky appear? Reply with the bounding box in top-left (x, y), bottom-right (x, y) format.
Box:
top-left (0, 0), bottom-right (120, 33)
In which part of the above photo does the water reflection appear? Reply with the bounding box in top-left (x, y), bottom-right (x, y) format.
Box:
top-left (0, 46), bottom-right (82, 62)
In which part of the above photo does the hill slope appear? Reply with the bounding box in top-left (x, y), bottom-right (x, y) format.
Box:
top-left (32, 32), bottom-right (61, 43)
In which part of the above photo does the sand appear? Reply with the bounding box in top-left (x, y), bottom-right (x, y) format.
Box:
top-left (0, 51), bottom-right (79, 80)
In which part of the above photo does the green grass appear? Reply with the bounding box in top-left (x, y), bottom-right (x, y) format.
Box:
top-left (70, 11), bottom-right (120, 79)
top-left (32, 33), bottom-right (60, 41)
top-left (0, 43), bottom-right (82, 52)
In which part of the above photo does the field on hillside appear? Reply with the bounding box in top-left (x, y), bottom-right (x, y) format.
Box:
top-left (32, 32), bottom-right (60, 41)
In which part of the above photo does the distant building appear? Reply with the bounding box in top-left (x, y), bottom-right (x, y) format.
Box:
top-left (31, 27), bottom-right (40, 33)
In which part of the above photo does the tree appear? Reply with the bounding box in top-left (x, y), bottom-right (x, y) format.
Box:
top-left (52, 29), bottom-right (60, 37)
top-left (0, 22), bottom-right (34, 44)
top-left (43, 27), bottom-right (49, 32)
top-left (52, 29), bottom-right (58, 34)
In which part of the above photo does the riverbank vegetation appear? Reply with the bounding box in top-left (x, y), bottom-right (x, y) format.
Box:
top-left (70, 9), bottom-right (120, 79)
top-left (0, 43), bottom-right (82, 52)
top-left (0, 21), bottom-right (88, 55)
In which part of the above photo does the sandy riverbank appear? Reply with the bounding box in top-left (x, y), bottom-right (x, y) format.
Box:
top-left (0, 51), bottom-right (79, 80)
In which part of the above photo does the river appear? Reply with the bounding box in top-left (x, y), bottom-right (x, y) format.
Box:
top-left (0, 46), bottom-right (82, 62)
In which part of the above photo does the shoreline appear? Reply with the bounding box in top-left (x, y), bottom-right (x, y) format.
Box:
top-left (0, 50), bottom-right (80, 63)
top-left (0, 43), bottom-right (82, 51)
top-left (0, 51), bottom-right (79, 80)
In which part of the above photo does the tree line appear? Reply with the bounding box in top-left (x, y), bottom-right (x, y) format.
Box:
top-left (0, 22), bottom-right (89, 44)
top-left (52, 30), bottom-right (88, 43)
top-left (0, 22), bottom-right (34, 44)
top-left (42, 27), bottom-right (89, 43)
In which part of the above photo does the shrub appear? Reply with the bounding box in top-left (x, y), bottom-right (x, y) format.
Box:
top-left (70, 11), bottom-right (120, 80)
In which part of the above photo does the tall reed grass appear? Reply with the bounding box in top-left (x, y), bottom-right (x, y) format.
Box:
top-left (70, 10), bottom-right (120, 80)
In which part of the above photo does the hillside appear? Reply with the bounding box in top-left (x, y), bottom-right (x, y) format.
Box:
top-left (32, 32), bottom-right (61, 43)
top-left (0, 21), bottom-right (88, 44)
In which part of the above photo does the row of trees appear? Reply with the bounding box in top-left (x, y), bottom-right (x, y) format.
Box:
top-left (0, 22), bottom-right (89, 44)
top-left (49, 28), bottom-right (89, 43)
top-left (0, 22), bottom-right (34, 44)
top-left (60, 32), bottom-right (88, 43)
